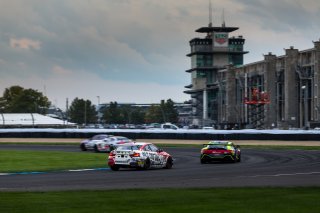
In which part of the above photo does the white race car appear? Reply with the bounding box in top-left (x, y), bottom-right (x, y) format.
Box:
top-left (94, 136), bottom-right (132, 152)
top-left (80, 134), bottom-right (113, 152)
top-left (108, 142), bottom-right (173, 171)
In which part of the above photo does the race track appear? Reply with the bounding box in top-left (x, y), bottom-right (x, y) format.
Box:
top-left (1, 145), bottom-right (320, 191)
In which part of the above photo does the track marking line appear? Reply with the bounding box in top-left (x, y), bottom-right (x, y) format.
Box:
top-left (0, 168), bottom-right (110, 176)
top-left (68, 168), bottom-right (110, 172)
top-left (239, 171), bottom-right (320, 178)
top-left (0, 173), bottom-right (10, 176)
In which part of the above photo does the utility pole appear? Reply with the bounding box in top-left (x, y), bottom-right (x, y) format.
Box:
top-left (97, 96), bottom-right (100, 105)
top-left (84, 101), bottom-right (87, 126)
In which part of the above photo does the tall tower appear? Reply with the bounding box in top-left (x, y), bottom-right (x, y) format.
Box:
top-left (184, 9), bottom-right (248, 127)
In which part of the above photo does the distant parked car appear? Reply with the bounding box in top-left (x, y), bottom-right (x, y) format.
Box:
top-left (161, 123), bottom-right (179, 130)
top-left (202, 126), bottom-right (214, 130)
top-left (80, 134), bottom-right (113, 152)
top-left (146, 123), bottom-right (179, 130)
top-left (108, 142), bottom-right (173, 171)
top-left (200, 141), bottom-right (241, 163)
top-left (94, 136), bottom-right (133, 152)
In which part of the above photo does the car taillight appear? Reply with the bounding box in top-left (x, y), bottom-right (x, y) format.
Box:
top-left (130, 152), bottom-right (140, 157)
top-left (201, 149), bottom-right (209, 154)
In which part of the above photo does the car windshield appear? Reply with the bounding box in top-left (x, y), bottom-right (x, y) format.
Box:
top-left (117, 145), bottom-right (142, 151)
top-left (92, 135), bottom-right (108, 140)
top-left (116, 137), bottom-right (128, 141)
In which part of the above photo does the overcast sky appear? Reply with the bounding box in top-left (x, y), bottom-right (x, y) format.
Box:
top-left (0, 0), bottom-right (319, 109)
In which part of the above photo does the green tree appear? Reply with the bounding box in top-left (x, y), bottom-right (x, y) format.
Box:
top-left (130, 107), bottom-right (146, 124)
top-left (163, 99), bottom-right (178, 123)
top-left (0, 86), bottom-right (50, 113)
top-left (103, 102), bottom-right (124, 124)
top-left (145, 105), bottom-right (163, 123)
top-left (102, 103), bottom-right (146, 124)
top-left (121, 105), bottom-right (146, 124)
top-left (68, 98), bottom-right (97, 125)
top-left (145, 99), bottom-right (178, 124)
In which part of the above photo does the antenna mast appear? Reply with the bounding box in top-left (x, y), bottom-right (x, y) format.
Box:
top-left (222, 8), bottom-right (226, 27)
top-left (209, 0), bottom-right (212, 27)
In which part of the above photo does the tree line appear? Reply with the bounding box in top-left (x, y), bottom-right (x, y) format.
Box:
top-left (0, 86), bottom-right (179, 125)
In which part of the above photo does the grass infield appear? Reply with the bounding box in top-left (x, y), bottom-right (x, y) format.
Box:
top-left (0, 150), bottom-right (108, 173)
top-left (0, 144), bottom-right (319, 173)
top-left (0, 188), bottom-right (319, 213)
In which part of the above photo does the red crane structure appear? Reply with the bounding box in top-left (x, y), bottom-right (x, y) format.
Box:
top-left (244, 88), bottom-right (270, 128)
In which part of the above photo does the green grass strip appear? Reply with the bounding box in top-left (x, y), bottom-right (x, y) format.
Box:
top-left (0, 142), bottom-right (78, 145)
top-left (0, 188), bottom-right (319, 213)
top-left (0, 150), bottom-right (108, 173)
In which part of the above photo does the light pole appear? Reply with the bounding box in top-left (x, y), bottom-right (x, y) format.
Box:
top-left (96, 96), bottom-right (101, 124)
top-left (84, 101), bottom-right (87, 126)
top-left (301, 85), bottom-right (308, 129)
top-left (97, 96), bottom-right (100, 106)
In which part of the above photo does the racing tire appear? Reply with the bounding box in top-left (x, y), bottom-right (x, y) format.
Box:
top-left (233, 155), bottom-right (238, 163)
top-left (110, 165), bottom-right (120, 171)
top-left (200, 158), bottom-right (207, 164)
top-left (144, 158), bottom-right (151, 170)
top-left (80, 144), bottom-right (87, 151)
top-left (109, 145), bottom-right (115, 152)
top-left (237, 154), bottom-right (241, 162)
top-left (94, 145), bottom-right (99, 153)
top-left (164, 157), bottom-right (173, 169)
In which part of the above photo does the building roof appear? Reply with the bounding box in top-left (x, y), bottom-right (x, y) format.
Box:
top-left (195, 26), bottom-right (239, 33)
top-left (0, 113), bottom-right (75, 127)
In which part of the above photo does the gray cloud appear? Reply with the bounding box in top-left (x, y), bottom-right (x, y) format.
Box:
top-left (237, 0), bottom-right (320, 32)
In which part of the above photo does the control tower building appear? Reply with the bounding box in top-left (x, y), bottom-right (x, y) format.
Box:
top-left (184, 17), bottom-right (248, 127)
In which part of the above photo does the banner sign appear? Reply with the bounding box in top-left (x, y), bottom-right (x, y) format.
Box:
top-left (214, 33), bottom-right (228, 47)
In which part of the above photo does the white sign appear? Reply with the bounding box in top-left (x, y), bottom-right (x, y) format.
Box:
top-left (214, 33), bottom-right (228, 47)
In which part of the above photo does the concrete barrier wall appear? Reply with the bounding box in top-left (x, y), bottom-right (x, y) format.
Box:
top-left (1, 130), bottom-right (320, 140)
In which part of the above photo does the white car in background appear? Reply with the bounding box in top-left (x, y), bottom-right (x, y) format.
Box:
top-left (95, 136), bottom-right (133, 152)
top-left (147, 123), bottom-right (179, 130)
top-left (80, 134), bottom-right (113, 152)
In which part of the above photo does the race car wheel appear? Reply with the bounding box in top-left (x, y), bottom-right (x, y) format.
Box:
top-left (200, 158), bottom-right (207, 164)
top-left (109, 145), bottom-right (115, 152)
top-left (237, 154), bottom-right (241, 162)
top-left (110, 165), bottom-right (120, 171)
top-left (164, 157), bottom-right (173, 169)
top-left (144, 158), bottom-right (151, 170)
top-left (94, 145), bottom-right (99, 153)
top-left (233, 154), bottom-right (238, 163)
top-left (80, 144), bottom-right (87, 151)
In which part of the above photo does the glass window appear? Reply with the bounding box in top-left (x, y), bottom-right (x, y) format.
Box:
top-left (148, 144), bottom-right (159, 152)
top-left (117, 145), bottom-right (141, 151)
top-left (143, 145), bottom-right (152, 151)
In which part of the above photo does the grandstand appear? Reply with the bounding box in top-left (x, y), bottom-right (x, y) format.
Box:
top-left (0, 113), bottom-right (76, 128)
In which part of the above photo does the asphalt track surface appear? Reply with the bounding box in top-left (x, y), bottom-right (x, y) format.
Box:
top-left (1, 145), bottom-right (320, 191)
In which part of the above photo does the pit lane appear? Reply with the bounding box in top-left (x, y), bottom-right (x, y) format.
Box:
top-left (0, 145), bottom-right (320, 191)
